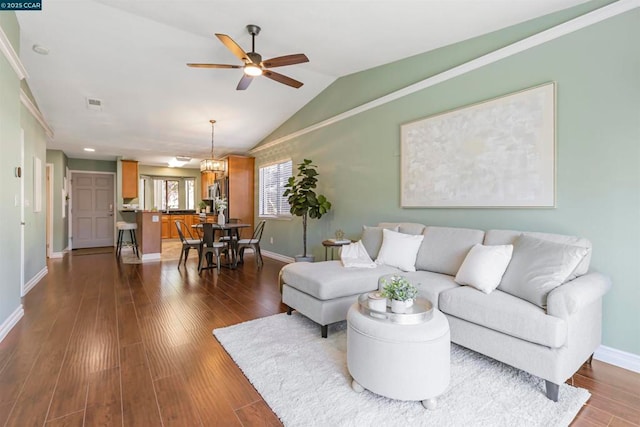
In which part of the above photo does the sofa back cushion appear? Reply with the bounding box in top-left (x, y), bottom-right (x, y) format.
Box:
top-left (415, 226), bottom-right (485, 276)
top-left (484, 229), bottom-right (592, 279)
top-left (377, 222), bottom-right (426, 235)
top-left (361, 225), bottom-right (399, 260)
top-left (497, 234), bottom-right (589, 308)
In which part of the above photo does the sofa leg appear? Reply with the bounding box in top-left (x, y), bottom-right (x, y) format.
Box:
top-left (321, 325), bottom-right (328, 338)
top-left (545, 381), bottom-right (559, 402)
top-left (587, 353), bottom-right (594, 365)
top-left (286, 306), bottom-right (293, 315)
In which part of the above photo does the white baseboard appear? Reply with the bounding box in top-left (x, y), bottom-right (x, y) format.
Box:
top-left (261, 250), bottom-right (294, 264)
top-left (22, 266), bottom-right (47, 297)
top-left (0, 305), bottom-right (24, 344)
top-left (140, 253), bottom-right (161, 262)
top-left (595, 345), bottom-right (640, 373)
top-left (49, 252), bottom-right (65, 259)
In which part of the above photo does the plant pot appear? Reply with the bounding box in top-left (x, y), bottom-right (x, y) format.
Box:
top-left (295, 255), bottom-right (315, 263)
top-left (391, 299), bottom-right (413, 314)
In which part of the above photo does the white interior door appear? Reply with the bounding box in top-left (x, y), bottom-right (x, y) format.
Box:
top-left (72, 173), bottom-right (114, 248)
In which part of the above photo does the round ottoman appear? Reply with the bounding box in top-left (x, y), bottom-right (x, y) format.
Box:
top-left (346, 300), bottom-right (450, 409)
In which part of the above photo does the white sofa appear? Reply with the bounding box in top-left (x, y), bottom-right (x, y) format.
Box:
top-left (280, 222), bottom-right (612, 401)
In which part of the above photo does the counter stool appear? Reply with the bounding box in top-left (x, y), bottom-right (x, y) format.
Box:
top-left (116, 221), bottom-right (139, 258)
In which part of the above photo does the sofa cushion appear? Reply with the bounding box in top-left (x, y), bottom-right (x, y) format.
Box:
top-left (281, 260), bottom-right (400, 300)
top-left (361, 225), bottom-right (399, 259)
top-left (415, 226), bottom-right (485, 275)
top-left (454, 244), bottom-right (513, 294)
top-left (484, 229), bottom-right (592, 280)
top-left (376, 229), bottom-right (424, 272)
top-left (377, 222), bottom-right (426, 235)
top-left (439, 287), bottom-right (567, 348)
top-left (394, 270), bottom-right (460, 307)
top-left (498, 234), bottom-right (589, 308)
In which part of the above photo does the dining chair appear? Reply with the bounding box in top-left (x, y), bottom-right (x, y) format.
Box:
top-left (237, 220), bottom-right (266, 268)
top-left (176, 220), bottom-right (201, 268)
top-left (199, 222), bottom-right (227, 273)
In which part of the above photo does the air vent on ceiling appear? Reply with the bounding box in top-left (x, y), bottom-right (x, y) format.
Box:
top-left (86, 97), bottom-right (102, 111)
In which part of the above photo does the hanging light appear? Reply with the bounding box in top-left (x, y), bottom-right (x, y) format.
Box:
top-left (200, 119), bottom-right (225, 173)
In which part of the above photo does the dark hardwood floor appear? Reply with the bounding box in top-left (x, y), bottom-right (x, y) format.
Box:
top-left (0, 246), bottom-right (637, 426)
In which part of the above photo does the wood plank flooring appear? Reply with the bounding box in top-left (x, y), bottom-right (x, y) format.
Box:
top-left (0, 246), bottom-right (637, 426)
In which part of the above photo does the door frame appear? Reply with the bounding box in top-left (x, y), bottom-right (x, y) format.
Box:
top-left (68, 170), bottom-right (117, 250)
top-left (20, 130), bottom-right (25, 296)
top-left (46, 163), bottom-right (54, 258)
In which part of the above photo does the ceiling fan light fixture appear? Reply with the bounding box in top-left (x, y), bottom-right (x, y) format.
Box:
top-left (243, 63), bottom-right (263, 77)
top-left (200, 119), bottom-right (225, 173)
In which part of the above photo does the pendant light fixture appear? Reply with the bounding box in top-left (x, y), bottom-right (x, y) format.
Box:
top-left (200, 119), bottom-right (225, 173)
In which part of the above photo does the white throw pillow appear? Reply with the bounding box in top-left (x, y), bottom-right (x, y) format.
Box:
top-left (361, 225), bottom-right (399, 260)
top-left (498, 234), bottom-right (589, 308)
top-left (454, 244), bottom-right (514, 294)
top-left (375, 229), bottom-right (424, 272)
top-left (340, 240), bottom-right (376, 268)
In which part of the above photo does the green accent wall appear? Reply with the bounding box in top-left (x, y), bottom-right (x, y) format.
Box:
top-left (0, 11), bottom-right (22, 325)
top-left (68, 158), bottom-right (116, 173)
top-left (254, 6), bottom-right (640, 355)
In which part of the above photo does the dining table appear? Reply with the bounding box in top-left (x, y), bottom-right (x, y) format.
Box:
top-left (192, 222), bottom-right (251, 269)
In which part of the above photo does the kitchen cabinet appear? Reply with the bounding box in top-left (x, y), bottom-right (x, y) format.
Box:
top-left (201, 171), bottom-right (216, 200)
top-left (226, 155), bottom-right (255, 234)
top-left (121, 160), bottom-right (138, 199)
top-left (169, 215), bottom-right (185, 239)
top-left (161, 215), bottom-right (171, 239)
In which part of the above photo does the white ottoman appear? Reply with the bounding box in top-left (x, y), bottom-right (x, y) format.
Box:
top-left (347, 299), bottom-right (450, 409)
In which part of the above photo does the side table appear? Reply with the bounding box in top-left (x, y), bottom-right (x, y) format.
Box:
top-left (347, 294), bottom-right (450, 409)
top-left (321, 240), bottom-right (351, 261)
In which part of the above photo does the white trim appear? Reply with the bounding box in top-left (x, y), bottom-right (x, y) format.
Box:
top-left (250, 0), bottom-right (640, 154)
top-left (20, 90), bottom-right (54, 139)
top-left (140, 253), bottom-right (161, 262)
top-left (46, 164), bottom-right (54, 258)
top-left (0, 26), bottom-right (28, 80)
top-left (22, 266), bottom-right (47, 297)
top-left (0, 305), bottom-right (24, 344)
top-left (595, 345), bottom-right (640, 374)
top-left (261, 250), bottom-right (294, 264)
top-left (49, 251), bottom-right (66, 259)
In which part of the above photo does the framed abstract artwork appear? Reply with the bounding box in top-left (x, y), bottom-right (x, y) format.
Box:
top-left (401, 83), bottom-right (556, 208)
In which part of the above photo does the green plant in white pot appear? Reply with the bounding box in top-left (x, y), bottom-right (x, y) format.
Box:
top-left (283, 159), bottom-right (332, 262)
top-left (381, 275), bottom-right (418, 313)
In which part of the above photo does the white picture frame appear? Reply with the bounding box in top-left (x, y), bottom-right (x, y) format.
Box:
top-left (401, 83), bottom-right (556, 208)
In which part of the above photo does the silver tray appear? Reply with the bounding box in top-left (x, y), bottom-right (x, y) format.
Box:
top-left (357, 293), bottom-right (433, 325)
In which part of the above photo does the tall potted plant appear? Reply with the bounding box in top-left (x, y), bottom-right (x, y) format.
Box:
top-left (283, 159), bottom-right (332, 262)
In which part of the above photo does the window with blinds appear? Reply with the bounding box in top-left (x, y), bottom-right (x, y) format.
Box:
top-left (259, 160), bottom-right (292, 218)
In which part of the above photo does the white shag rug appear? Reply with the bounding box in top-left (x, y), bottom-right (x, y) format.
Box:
top-left (213, 313), bottom-right (589, 427)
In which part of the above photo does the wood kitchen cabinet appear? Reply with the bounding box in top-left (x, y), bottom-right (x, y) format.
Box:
top-left (161, 215), bottom-right (171, 239)
top-left (121, 160), bottom-right (139, 199)
top-left (201, 171), bottom-right (216, 200)
top-left (226, 155), bottom-right (255, 233)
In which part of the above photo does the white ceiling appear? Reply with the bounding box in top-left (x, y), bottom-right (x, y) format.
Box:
top-left (17, 0), bottom-right (590, 168)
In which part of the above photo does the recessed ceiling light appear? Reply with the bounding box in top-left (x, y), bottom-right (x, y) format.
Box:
top-left (84, 148), bottom-right (95, 152)
top-left (32, 44), bottom-right (49, 55)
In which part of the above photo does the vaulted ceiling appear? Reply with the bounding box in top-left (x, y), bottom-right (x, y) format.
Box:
top-left (17, 0), bottom-right (590, 167)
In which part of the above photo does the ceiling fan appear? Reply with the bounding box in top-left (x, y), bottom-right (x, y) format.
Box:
top-left (187, 24), bottom-right (309, 90)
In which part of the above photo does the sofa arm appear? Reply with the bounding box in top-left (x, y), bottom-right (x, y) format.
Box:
top-left (547, 272), bottom-right (612, 318)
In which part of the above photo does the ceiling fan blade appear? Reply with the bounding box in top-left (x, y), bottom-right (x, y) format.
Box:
top-left (215, 33), bottom-right (250, 63)
top-left (236, 75), bottom-right (254, 90)
top-left (187, 63), bottom-right (242, 69)
top-left (263, 70), bottom-right (303, 88)
top-left (262, 54), bottom-right (309, 68)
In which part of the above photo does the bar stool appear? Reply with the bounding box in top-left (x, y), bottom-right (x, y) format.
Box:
top-left (116, 221), bottom-right (139, 258)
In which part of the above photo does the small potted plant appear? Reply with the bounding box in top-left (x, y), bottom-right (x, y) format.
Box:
top-left (381, 275), bottom-right (418, 313)
top-left (198, 200), bottom-right (207, 213)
